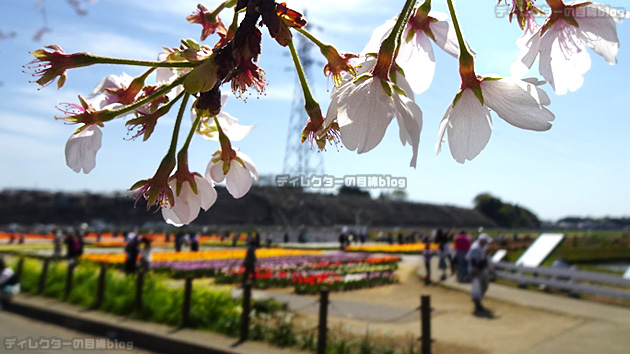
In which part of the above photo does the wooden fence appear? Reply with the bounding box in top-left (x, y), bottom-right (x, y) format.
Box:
top-left (492, 261), bottom-right (630, 300)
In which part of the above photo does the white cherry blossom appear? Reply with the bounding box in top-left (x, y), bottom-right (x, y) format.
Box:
top-left (436, 76), bottom-right (555, 163)
top-left (206, 149), bottom-right (258, 199)
top-left (193, 93), bottom-right (256, 141)
top-left (325, 56), bottom-right (422, 168)
top-left (362, 11), bottom-right (460, 94)
top-left (161, 175), bottom-right (217, 227)
top-left (511, 2), bottom-right (627, 95)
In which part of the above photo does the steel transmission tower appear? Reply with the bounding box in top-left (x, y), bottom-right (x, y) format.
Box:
top-left (282, 14), bottom-right (324, 177)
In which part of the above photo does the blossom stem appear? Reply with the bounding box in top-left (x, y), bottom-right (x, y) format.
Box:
top-left (167, 92), bottom-right (191, 158)
top-left (82, 54), bottom-right (198, 68)
top-left (446, 0), bottom-right (474, 66)
top-left (102, 74), bottom-right (188, 122)
top-left (287, 36), bottom-right (319, 112)
top-left (418, 0), bottom-right (432, 14)
top-left (228, 6), bottom-right (240, 32)
top-left (373, 0), bottom-right (417, 78)
top-left (213, 115), bottom-right (234, 158)
top-left (180, 105), bottom-right (203, 155)
top-left (175, 107), bottom-right (201, 177)
top-left (295, 27), bottom-right (327, 51)
top-left (212, 0), bottom-right (236, 17)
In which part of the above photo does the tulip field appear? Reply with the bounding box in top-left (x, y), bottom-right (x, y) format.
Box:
top-left (81, 248), bottom-right (400, 293)
top-left (346, 243), bottom-right (441, 254)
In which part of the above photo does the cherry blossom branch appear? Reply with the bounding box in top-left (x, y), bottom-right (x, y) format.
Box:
top-left (85, 55), bottom-right (199, 68)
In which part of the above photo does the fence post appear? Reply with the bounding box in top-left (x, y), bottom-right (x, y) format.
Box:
top-left (64, 262), bottom-right (75, 299)
top-left (15, 257), bottom-right (24, 282)
top-left (240, 281), bottom-right (252, 342)
top-left (95, 264), bottom-right (107, 308)
top-left (181, 277), bottom-right (193, 328)
top-left (38, 258), bottom-right (51, 294)
top-left (420, 294), bottom-right (432, 354)
top-left (135, 271), bottom-right (145, 311)
top-left (317, 288), bottom-right (329, 354)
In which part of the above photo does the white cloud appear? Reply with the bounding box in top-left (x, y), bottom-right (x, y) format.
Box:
top-left (260, 84), bottom-right (294, 102)
top-left (9, 85), bottom-right (82, 116)
top-left (0, 132), bottom-right (62, 160)
top-left (110, 0), bottom-right (199, 18)
top-left (62, 31), bottom-right (160, 61)
top-left (0, 111), bottom-right (67, 138)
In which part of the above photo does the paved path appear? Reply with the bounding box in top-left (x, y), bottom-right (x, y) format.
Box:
top-left (239, 255), bottom-right (630, 353)
top-left (0, 310), bottom-right (153, 354)
top-left (418, 255), bottom-right (630, 354)
top-left (5, 295), bottom-right (309, 354)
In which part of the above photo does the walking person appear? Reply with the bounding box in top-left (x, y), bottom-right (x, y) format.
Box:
top-left (53, 230), bottom-right (63, 259)
top-left (242, 239), bottom-right (257, 286)
top-left (190, 233), bottom-right (200, 252)
top-left (124, 233), bottom-right (140, 274)
top-left (175, 232), bottom-right (184, 252)
top-left (138, 237), bottom-right (152, 272)
top-left (65, 231), bottom-right (83, 265)
top-left (339, 226), bottom-right (349, 251)
top-left (455, 230), bottom-right (472, 282)
top-left (422, 233), bottom-right (433, 285)
top-left (467, 233), bottom-right (493, 316)
top-left (435, 229), bottom-right (449, 281)
top-left (0, 257), bottom-right (20, 310)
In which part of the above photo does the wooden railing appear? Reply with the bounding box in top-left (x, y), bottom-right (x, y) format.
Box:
top-left (492, 261), bottom-right (630, 300)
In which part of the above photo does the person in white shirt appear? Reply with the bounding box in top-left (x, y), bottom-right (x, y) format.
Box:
top-left (0, 257), bottom-right (20, 309)
top-left (466, 234), bottom-right (493, 315)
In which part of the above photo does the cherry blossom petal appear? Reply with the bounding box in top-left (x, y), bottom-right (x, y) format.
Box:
top-left (398, 32), bottom-right (436, 94)
top-left (429, 19), bottom-right (460, 58)
top-left (393, 94), bottom-right (422, 168)
top-left (482, 77), bottom-right (554, 131)
top-left (156, 53), bottom-right (177, 83)
top-left (162, 179), bottom-right (201, 227)
top-left (576, 5), bottom-right (620, 64)
top-left (206, 160), bottom-right (226, 183)
top-left (237, 151), bottom-right (259, 180)
top-left (217, 112), bottom-right (256, 141)
top-left (511, 29), bottom-right (542, 79)
top-left (65, 125), bottom-right (102, 174)
top-left (337, 78), bottom-right (395, 154)
top-left (322, 85), bottom-right (340, 130)
top-left (195, 175), bottom-right (218, 211)
top-left (435, 105), bottom-right (452, 156)
top-left (161, 206), bottom-right (185, 227)
top-left (439, 90), bottom-right (493, 164)
top-left (539, 21), bottom-right (591, 95)
top-left (225, 161), bottom-right (253, 199)
top-left (361, 19), bottom-right (396, 55)
top-left (88, 73), bottom-right (132, 99)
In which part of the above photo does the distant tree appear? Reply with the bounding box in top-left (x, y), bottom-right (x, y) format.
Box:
top-left (379, 189), bottom-right (407, 201)
top-left (473, 193), bottom-right (541, 228)
top-left (338, 185), bottom-right (371, 198)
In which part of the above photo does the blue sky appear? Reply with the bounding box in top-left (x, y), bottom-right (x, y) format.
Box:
top-left (0, 0), bottom-right (628, 222)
